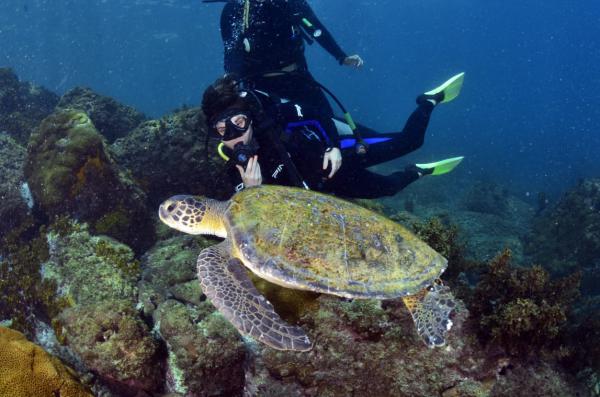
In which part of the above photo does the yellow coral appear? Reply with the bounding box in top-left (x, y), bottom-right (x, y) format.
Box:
top-left (0, 327), bottom-right (92, 397)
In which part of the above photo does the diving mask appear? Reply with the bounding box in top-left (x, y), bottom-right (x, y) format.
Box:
top-left (211, 109), bottom-right (252, 141)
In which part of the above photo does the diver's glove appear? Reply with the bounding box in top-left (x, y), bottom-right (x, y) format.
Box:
top-left (343, 54), bottom-right (364, 68)
top-left (323, 147), bottom-right (342, 179)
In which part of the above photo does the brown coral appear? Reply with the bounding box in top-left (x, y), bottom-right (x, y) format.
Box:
top-left (0, 327), bottom-right (92, 397)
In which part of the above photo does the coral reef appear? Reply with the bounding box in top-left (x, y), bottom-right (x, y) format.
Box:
top-left (57, 86), bottom-right (146, 142)
top-left (0, 68), bottom-right (59, 144)
top-left (526, 178), bottom-right (600, 292)
top-left (24, 109), bottom-right (154, 252)
top-left (0, 326), bottom-right (92, 397)
top-left (110, 108), bottom-right (231, 204)
top-left (0, 133), bottom-right (34, 240)
top-left (469, 250), bottom-right (580, 358)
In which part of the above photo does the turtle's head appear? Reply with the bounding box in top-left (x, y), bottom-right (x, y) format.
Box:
top-left (159, 195), bottom-right (227, 238)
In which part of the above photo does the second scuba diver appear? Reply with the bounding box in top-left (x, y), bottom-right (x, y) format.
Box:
top-left (201, 72), bottom-right (466, 199)
top-left (208, 0), bottom-right (363, 135)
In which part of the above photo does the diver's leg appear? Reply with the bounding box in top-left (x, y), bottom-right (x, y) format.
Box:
top-left (342, 101), bottom-right (435, 169)
top-left (326, 166), bottom-right (421, 199)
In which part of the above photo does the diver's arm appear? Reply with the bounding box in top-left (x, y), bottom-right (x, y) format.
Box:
top-left (221, 3), bottom-right (243, 74)
top-left (293, 0), bottom-right (348, 64)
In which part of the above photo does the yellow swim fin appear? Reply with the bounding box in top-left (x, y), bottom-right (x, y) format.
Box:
top-left (415, 156), bottom-right (464, 176)
top-left (423, 72), bottom-right (465, 104)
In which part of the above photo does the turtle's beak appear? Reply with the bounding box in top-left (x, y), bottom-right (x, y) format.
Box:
top-left (158, 204), bottom-right (169, 222)
top-left (158, 199), bottom-right (177, 225)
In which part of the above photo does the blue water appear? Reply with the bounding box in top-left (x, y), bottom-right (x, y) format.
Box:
top-left (1, 0), bottom-right (599, 198)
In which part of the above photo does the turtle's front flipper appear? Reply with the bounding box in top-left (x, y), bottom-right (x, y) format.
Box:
top-left (401, 283), bottom-right (456, 347)
top-left (197, 242), bottom-right (312, 352)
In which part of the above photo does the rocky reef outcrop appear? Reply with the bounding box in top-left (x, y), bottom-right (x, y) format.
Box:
top-left (44, 222), bottom-right (163, 396)
top-left (526, 178), bottom-right (600, 284)
top-left (110, 108), bottom-right (231, 205)
top-left (57, 300), bottom-right (162, 394)
top-left (57, 86), bottom-right (146, 143)
top-left (0, 68), bottom-right (59, 144)
top-left (384, 177), bottom-right (534, 263)
top-left (0, 133), bottom-right (33, 240)
top-left (24, 109), bottom-right (154, 252)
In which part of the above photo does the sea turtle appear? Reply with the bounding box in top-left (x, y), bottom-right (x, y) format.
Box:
top-left (158, 185), bottom-right (456, 351)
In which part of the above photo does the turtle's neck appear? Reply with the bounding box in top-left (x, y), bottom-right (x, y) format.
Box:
top-left (202, 198), bottom-right (229, 238)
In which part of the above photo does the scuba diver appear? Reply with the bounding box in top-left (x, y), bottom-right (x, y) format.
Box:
top-left (204, 0), bottom-right (363, 129)
top-left (201, 72), bottom-right (466, 199)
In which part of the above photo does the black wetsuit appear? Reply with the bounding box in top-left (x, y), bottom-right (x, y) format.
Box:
top-left (222, 91), bottom-right (435, 199)
top-left (220, 0), bottom-right (347, 116)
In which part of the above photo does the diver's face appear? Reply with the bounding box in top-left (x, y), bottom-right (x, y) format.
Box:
top-left (212, 110), bottom-right (254, 149)
top-left (214, 113), bottom-right (251, 137)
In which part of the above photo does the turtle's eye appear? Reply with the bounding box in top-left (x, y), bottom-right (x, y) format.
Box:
top-left (167, 204), bottom-right (176, 212)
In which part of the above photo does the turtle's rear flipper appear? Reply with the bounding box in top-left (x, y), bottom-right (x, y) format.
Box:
top-left (197, 242), bottom-right (312, 351)
top-left (401, 283), bottom-right (456, 347)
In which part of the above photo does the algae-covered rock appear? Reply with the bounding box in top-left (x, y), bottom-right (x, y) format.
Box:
top-left (137, 234), bottom-right (212, 317)
top-left (41, 223), bottom-right (164, 395)
top-left (153, 299), bottom-right (246, 396)
top-left (0, 326), bottom-right (92, 397)
top-left (138, 235), bottom-right (246, 395)
top-left (57, 86), bottom-right (146, 142)
top-left (111, 108), bottom-right (230, 204)
top-left (490, 363), bottom-right (583, 397)
top-left (24, 109), bottom-right (154, 252)
top-left (0, 133), bottom-right (33, 239)
top-left (0, 232), bottom-right (63, 337)
top-left (526, 178), bottom-right (600, 287)
top-left (0, 68), bottom-right (59, 144)
top-left (469, 250), bottom-right (580, 358)
top-left (244, 295), bottom-right (480, 397)
top-left (43, 224), bottom-right (139, 306)
top-left (242, 292), bottom-right (585, 397)
top-left (56, 300), bottom-right (162, 394)
top-left (461, 180), bottom-right (510, 216)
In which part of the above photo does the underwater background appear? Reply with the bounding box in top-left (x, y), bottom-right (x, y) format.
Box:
top-left (1, 0), bottom-right (600, 396)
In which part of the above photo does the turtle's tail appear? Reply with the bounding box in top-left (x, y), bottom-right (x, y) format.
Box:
top-left (401, 282), bottom-right (456, 347)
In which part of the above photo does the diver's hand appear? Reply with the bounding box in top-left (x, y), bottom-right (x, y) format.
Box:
top-left (343, 54), bottom-right (364, 68)
top-left (236, 155), bottom-right (262, 187)
top-left (323, 148), bottom-right (342, 178)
